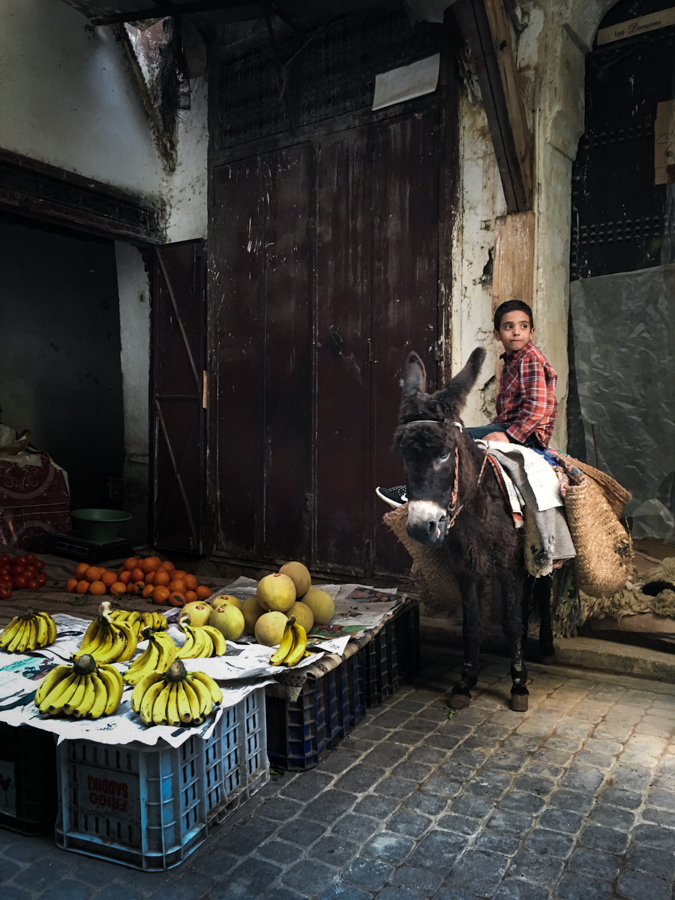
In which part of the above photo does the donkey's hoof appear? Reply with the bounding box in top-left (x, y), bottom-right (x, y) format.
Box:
top-left (448, 690), bottom-right (472, 710)
top-left (510, 690), bottom-right (529, 712)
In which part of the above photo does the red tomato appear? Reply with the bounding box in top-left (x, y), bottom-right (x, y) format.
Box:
top-left (35, 559), bottom-right (45, 572)
top-left (0, 555), bottom-right (10, 565)
top-left (14, 556), bottom-right (27, 566)
top-left (12, 575), bottom-right (27, 589)
top-left (0, 565), bottom-right (10, 576)
top-left (26, 578), bottom-right (39, 590)
top-left (36, 572), bottom-right (47, 587)
top-left (0, 585), bottom-right (12, 600)
top-left (24, 553), bottom-right (37, 565)
top-left (10, 565), bottom-right (24, 577)
top-left (23, 566), bottom-right (36, 578)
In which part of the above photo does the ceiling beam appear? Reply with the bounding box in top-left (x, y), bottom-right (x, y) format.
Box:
top-left (452, 0), bottom-right (533, 213)
top-left (90, 1), bottom-right (260, 26)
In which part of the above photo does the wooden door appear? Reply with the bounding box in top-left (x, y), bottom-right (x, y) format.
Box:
top-left (151, 241), bottom-right (206, 554)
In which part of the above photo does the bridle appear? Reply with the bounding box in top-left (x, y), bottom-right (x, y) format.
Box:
top-left (399, 416), bottom-right (489, 530)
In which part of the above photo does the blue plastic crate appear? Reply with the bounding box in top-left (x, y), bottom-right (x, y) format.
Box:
top-left (55, 687), bottom-right (268, 870)
top-left (266, 648), bottom-right (366, 771)
top-left (365, 600), bottom-right (420, 708)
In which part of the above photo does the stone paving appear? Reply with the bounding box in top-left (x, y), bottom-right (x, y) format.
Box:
top-left (4, 643), bottom-right (675, 899)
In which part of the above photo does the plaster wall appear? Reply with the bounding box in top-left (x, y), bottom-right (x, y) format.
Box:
top-left (450, 0), bottom-right (617, 450)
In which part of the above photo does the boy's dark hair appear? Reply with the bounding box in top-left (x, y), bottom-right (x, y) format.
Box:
top-left (494, 299), bottom-right (534, 330)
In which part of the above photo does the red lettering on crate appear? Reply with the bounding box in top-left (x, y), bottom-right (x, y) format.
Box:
top-left (87, 775), bottom-right (129, 804)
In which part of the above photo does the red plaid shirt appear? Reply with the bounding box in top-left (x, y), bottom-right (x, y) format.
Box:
top-left (493, 342), bottom-right (558, 447)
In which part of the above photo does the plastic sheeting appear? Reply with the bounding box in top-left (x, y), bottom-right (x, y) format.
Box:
top-left (569, 264), bottom-right (675, 540)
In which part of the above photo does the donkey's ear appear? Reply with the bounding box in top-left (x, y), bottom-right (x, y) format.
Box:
top-left (402, 351), bottom-right (427, 402)
top-left (436, 347), bottom-right (486, 416)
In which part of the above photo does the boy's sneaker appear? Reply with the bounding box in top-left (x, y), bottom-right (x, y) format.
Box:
top-left (376, 485), bottom-right (408, 508)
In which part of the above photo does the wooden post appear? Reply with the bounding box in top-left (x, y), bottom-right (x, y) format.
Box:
top-left (492, 211), bottom-right (535, 313)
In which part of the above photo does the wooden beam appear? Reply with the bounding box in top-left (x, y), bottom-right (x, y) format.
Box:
top-left (492, 210), bottom-right (535, 379)
top-left (452, 0), bottom-right (533, 213)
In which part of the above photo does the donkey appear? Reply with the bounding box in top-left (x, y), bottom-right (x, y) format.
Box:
top-left (394, 347), bottom-right (535, 712)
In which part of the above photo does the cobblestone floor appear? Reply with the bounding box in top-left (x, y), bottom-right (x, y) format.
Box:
top-left (4, 644), bottom-right (675, 900)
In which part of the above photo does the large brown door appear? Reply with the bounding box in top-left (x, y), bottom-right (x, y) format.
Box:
top-left (209, 8), bottom-right (452, 579)
top-left (151, 241), bottom-right (206, 554)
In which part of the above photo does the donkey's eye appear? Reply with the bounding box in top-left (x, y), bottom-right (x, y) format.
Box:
top-left (437, 452), bottom-right (451, 463)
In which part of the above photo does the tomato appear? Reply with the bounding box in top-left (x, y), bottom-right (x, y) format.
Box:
top-left (0, 565), bottom-right (10, 577)
top-left (23, 566), bottom-right (36, 579)
top-left (0, 585), bottom-right (12, 600)
top-left (35, 559), bottom-right (45, 572)
top-left (26, 578), bottom-right (39, 590)
top-left (24, 553), bottom-right (37, 565)
top-left (10, 565), bottom-right (24, 577)
top-left (0, 555), bottom-right (10, 565)
top-left (12, 575), bottom-right (27, 589)
top-left (36, 573), bottom-right (47, 587)
top-left (14, 556), bottom-right (27, 566)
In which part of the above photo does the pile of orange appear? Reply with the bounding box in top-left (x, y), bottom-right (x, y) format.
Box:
top-left (64, 556), bottom-right (212, 608)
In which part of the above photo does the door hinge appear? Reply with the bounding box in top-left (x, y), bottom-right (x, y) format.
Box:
top-left (202, 371), bottom-right (208, 410)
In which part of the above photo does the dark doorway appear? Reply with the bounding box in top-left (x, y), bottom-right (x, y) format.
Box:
top-left (209, 9), bottom-right (454, 579)
top-left (0, 213), bottom-right (125, 510)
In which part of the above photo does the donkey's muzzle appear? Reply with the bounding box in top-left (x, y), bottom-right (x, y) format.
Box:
top-left (406, 500), bottom-right (448, 546)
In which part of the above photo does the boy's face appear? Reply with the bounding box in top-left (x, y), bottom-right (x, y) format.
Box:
top-left (494, 310), bottom-right (533, 354)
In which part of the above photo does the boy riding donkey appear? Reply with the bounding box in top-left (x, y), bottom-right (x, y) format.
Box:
top-left (378, 299), bottom-right (559, 659)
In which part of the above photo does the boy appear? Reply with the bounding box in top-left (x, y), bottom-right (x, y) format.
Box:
top-left (377, 299), bottom-right (558, 508)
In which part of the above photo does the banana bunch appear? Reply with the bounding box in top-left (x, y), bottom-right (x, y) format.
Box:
top-left (0, 609), bottom-right (57, 653)
top-left (78, 601), bottom-right (137, 664)
top-left (123, 627), bottom-right (177, 686)
top-left (141, 611), bottom-right (167, 631)
top-left (176, 616), bottom-right (226, 659)
top-left (132, 659), bottom-right (222, 727)
top-left (110, 609), bottom-right (141, 638)
top-left (34, 653), bottom-right (123, 719)
top-left (270, 617), bottom-right (308, 667)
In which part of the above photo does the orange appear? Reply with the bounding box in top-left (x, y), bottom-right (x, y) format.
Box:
top-left (145, 571), bottom-right (156, 586)
top-left (142, 584), bottom-right (155, 599)
top-left (150, 556), bottom-right (162, 568)
top-left (154, 570), bottom-right (170, 586)
top-left (101, 571), bottom-right (117, 588)
top-left (90, 581), bottom-right (106, 596)
top-left (185, 590), bottom-right (198, 604)
top-left (123, 557), bottom-right (139, 572)
top-left (167, 590), bottom-right (185, 607)
top-left (65, 577), bottom-right (78, 593)
top-left (173, 570), bottom-right (187, 581)
top-left (183, 574), bottom-right (198, 591)
top-left (160, 560), bottom-right (175, 574)
top-left (141, 557), bottom-right (159, 574)
top-left (76, 580), bottom-right (90, 594)
top-left (110, 582), bottom-right (127, 597)
top-left (119, 570), bottom-right (132, 585)
top-left (195, 585), bottom-right (212, 601)
top-left (84, 566), bottom-right (101, 583)
top-left (152, 586), bottom-right (170, 605)
top-left (169, 579), bottom-right (187, 593)
top-left (127, 582), bottom-right (141, 594)
top-left (75, 563), bottom-right (88, 580)
top-left (131, 567), bottom-right (145, 584)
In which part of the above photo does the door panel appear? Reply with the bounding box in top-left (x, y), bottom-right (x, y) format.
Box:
top-left (212, 159), bottom-right (264, 558)
top-left (371, 109), bottom-right (440, 574)
top-left (315, 128), bottom-right (372, 571)
top-left (152, 241), bottom-right (206, 554)
top-left (261, 145), bottom-right (313, 562)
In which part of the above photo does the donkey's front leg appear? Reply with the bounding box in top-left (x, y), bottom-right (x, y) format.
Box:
top-left (501, 574), bottom-right (529, 712)
top-left (449, 575), bottom-right (481, 710)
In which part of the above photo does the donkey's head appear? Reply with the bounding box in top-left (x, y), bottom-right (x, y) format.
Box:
top-left (393, 348), bottom-right (486, 546)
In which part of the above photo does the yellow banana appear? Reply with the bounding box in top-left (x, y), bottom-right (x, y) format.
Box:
top-left (182, 678), bottom-right (201, 723)
top-left (124, 640), bottom-right (160, 685)
top-left (116, 619), bottom-right (138, 662)
top-left (154, 632), bottom-right (177, 671)
top-left (97, 665), bottom-right (123, 715)
top-left (166, 684), bottom-right (180, 726)
top-left (285, 623), bottom-right (308, 667)
top-left (189, 670), bottom-right (222, 706)
top-left (140, 680), bottom-right (166, 726)
top-left (177, 625), bottom-right (196, 659)
top-left (188, 675), bottom-right (212, 717)
top-left (131, 672), bottom-right (165, 712)
top-left (73, 676), bottom-right (97, 718)
top-left (0, 616), bottom-right (22, 649)
top-left (176, 682), bottom-right (192, 724)
top-left (87, 672), bottom-right (108, 719)
top-left (9, 621), bottom-right (28, 654)
top-left (34, 664), bottom-right (70, 706)
top-left (202, 626), bottom-right (227, 657)
top-left (81, 618), bottom-right (100, 647)
top-left (270, 620), bottom-right (294, 665)
top-left (46, 673), bottom-right (80, 715)
top-left (35, 615), bottom-right (48, 648)
top-left (152, 683), bottom-right (173, 726)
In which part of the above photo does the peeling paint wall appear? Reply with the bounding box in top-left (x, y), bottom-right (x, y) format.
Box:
top-left (450, 0), bottom-right (617, 449)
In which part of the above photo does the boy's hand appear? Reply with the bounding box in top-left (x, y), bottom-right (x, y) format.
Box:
top-left (485, 432), bottom-right (510, 443)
